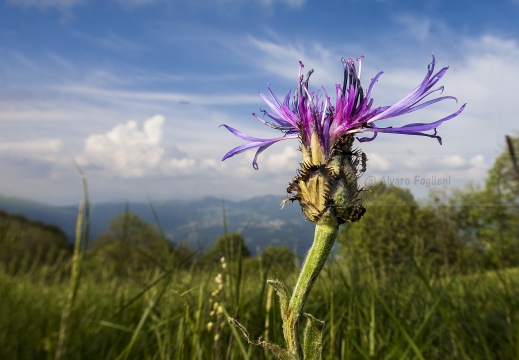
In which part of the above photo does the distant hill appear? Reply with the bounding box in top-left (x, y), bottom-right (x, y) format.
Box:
top-left (0, 194), bottom-right (317, 257)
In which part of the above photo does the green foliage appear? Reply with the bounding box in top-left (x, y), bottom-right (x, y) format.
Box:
top-left (478, 134), bottom-right (519, 266)
top-left (338, 182), bottom-right (463, 275)
top-left (1, 257), bottom-right (518, 359)
top-left (0, 209), bottom-right (70, 272)
top-left (424, 135), bottom-right (519, 269)
top-left (261, 245), bottom-right (296, 275)
top-left (340, 133), bottom-right (519, 273)
top-left (203, 232), bottom-right (250, 265)
top-left (86, 208), bottom-right (194, 277)
top-left (425, 186), bottom-right (491, 269)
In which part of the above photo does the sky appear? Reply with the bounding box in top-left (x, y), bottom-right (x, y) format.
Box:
top-left (1, 0), bottom-right (519, 206)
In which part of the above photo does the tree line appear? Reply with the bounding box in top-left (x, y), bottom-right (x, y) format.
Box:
top-left (339, 134), bottom-right (519, 274)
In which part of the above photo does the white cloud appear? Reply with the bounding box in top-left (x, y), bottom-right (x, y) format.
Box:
top-left (195, 0), bottom-right (306, 8)
top-left (0, 138), bottom-right (70, 167)
top-left (367, 152), bottom-right (391, 171)
top-left (60, 85), bottom-right (259, 107)
top-left (6, 0), bottom-right (83, 9)
top-left (262, 146), bottom-right (299, 173)
top-left (76, 115), bottom-right (165, 176)
top-left (467, 155), bottom-right (488, 178)
top-left (260, 0), bottom-right (305, 7)
top-left (469, 154), bottom-right (485, 167)
top-left (75, 114), bottom-right (222, 178)
top-left (440, 155), bottom-right (466, 168)
top-left (74, 32), bottom-right (146, 52)
top-left (0, 138), bottom-right (63, 154)
top-left (0, 138), bottom-right (74, 182)
top-left (393, 15), bottom-right (432, 41)
top-left (161, 157), bottom-right (197, 175)
top-left (115, 0), bottom-right (160, 5)
top-left (402, 154), bottom-right (427, 170)
top-left (244, 36), bottom-right (340, 86)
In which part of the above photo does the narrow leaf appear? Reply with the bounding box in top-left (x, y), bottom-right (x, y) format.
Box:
top-left (302, 313), bottom-right (324, 360)
top-left (267, 280), bottom-right (290, 319)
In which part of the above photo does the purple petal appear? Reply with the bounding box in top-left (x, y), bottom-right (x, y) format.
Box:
top-left (358, 103), bottom-right (466, 142)
top-left (220, 125), bottom-right (297, 169)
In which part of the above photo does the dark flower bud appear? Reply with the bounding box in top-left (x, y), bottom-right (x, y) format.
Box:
top-left (285, 134), bottom-right (366, 224)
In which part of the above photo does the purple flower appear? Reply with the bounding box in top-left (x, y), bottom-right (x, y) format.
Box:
top-left (222, 55), bottom-right (465, 169)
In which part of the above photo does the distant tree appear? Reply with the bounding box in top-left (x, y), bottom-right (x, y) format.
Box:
top-left (339, 183), bottom-right (417, 275)
top-left (338, 182), bottom-right (463, 275)
top-left (87, 208), bottom-right (192, 276)
top-left (339, 135), bottom-right (519, 273)
top-left (203, 232), bottom-right (250, 265)
top-left (424, 186), bottom-right (491, 270)
top-left (423, 134), bottom-right (519, 269)
top-left (476, 134), bottom-right (519, 267)
top-left (261, 245), bottom-right (296, 275)
top-left (0, 210), bottom-right (70, 271)
top-left (417, 195), bottom-right (467, 269)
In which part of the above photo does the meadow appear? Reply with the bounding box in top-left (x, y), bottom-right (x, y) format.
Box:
top-left (1, 244), bottom-right (518, 359)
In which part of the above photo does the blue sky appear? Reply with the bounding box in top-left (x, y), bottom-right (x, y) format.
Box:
top-left (1, 0), bottom-right (519, 205)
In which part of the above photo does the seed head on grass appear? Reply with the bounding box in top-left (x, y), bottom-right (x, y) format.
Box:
top-left (207, 257), bottom-right (229, 357)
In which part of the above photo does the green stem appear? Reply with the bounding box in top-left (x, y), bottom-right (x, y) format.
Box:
top-left (284, 221), bottom-right (340, 358)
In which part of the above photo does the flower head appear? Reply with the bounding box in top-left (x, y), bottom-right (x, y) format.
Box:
top-left (222, 55), bottom-right (465, 170)
top-left (222, 55), bottom-right (465, 224)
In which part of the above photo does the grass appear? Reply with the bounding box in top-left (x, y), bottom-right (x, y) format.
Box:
top-left (1, 183), bottom-right (517, 358)
top-left (1, 252), bottom-right (518, 359)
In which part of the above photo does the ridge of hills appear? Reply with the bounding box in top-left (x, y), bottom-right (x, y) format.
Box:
top-left (0, 194), bottom-right (317, 257)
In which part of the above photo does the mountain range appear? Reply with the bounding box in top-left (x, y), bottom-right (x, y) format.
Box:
top-left (0, 194), bottom-right (320, 257)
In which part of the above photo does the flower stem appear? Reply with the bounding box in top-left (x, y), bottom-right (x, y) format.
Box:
top-left (284, 220), bottom-right (340, 358)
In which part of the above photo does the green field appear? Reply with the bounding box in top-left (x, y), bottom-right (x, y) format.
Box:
top-left (1, 253), bottom-right (518, 359)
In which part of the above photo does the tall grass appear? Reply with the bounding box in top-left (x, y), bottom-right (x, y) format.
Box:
top-left (1, 249), bottom-right (518, 359)
top-left (55, 169), bottom-right (91, 360)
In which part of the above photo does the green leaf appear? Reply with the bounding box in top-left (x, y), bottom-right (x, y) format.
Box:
top-left (302, 313), bottom-right (324, 360)
top-left (267, 279), bottom-right (289, 319)
top-left (228, 317), bottom-right (296, 360)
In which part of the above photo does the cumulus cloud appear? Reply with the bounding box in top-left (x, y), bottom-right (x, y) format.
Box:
top-left (367, 152), bottom-right (391, 171)
top-left (440, 155), bottom-right (466, 168)
top-left (76, 115), bottom-right (223, 178)
top-left (262, 146), bottom-right (299, 173)
top-left (75, 114), bottom-right (219, 178)
top-left (77, 115), bottom-right (165, 173)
